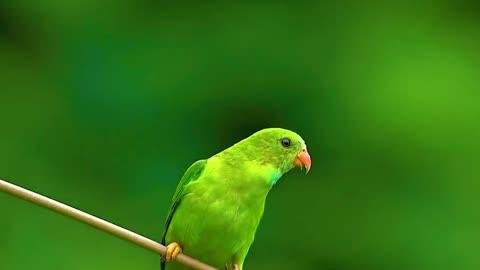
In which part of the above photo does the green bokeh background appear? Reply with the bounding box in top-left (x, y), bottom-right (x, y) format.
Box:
top-left (1, 2), bottom-right (479, 270)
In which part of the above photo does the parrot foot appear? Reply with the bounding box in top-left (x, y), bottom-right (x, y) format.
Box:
top-left (224, 264), bottom-right (239, 270)
top-left (164, 242), bottom-right (183, 262)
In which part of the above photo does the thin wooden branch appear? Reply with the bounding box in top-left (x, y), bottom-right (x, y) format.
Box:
top-left (0, 178), bottom-right (218, 270)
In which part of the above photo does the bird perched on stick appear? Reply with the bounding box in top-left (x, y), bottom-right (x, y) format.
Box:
top-left (161, 128), bottom-right (312, 270)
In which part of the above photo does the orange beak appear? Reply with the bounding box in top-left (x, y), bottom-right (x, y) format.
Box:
top-left (294, 147), bottom-right (311, 173)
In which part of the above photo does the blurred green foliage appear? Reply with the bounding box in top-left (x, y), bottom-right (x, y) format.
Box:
top-left (1, 1), bottom-right (479, 270)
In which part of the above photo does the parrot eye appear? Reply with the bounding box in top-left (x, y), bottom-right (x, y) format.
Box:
top-left (280, 138), bottom-right (291, 148)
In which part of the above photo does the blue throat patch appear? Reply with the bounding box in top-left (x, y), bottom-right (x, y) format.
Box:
top-left (271, 170), bottom-right (283, 185)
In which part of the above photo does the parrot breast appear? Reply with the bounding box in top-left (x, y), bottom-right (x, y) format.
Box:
top-left (164, 159), bottom-right (273, 269)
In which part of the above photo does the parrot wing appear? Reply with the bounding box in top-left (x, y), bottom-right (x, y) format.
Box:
top-left (161, 159), bottom-right (207, 268)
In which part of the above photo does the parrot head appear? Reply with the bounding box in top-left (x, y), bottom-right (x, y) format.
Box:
top-left (221, 128), bottom-right (312, 182)
top-left (247, 128), bottom-right (311, 175)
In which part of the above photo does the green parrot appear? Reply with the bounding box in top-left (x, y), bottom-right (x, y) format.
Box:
top-left (160, 128), bottom-right (312, 270)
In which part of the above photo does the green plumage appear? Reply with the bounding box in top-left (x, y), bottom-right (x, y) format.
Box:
top-left (161, 128), bottom-right (309, 270)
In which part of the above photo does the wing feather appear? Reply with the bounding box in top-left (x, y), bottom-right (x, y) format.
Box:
top-left (160, 159), bottom-right (207, 269)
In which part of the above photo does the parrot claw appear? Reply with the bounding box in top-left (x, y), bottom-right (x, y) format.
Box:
top-left (225, 264), bottom-right (240, 270)
top-left (164, 242), bottom-right (183, 262)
